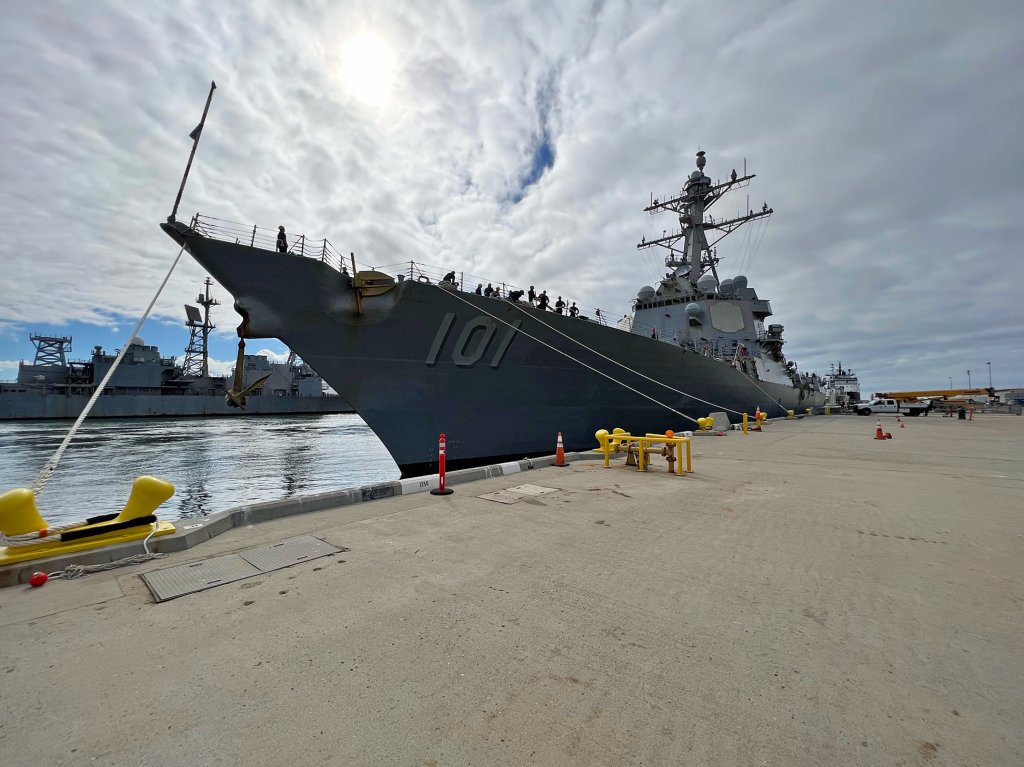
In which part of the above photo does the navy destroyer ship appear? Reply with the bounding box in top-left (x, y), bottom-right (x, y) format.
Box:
top-left (159, 150), bottom-right (825, 476)
top-left (0, 279), bottom-right (352, 420)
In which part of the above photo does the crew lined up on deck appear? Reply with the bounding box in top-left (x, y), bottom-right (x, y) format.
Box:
top-left (441, 270), bottom-right (595, 322)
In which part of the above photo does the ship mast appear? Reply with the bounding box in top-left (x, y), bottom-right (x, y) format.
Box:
top-left (182, 278), bottom-right (220, 378)
top-left (637, 151), bottom-right (773, 286)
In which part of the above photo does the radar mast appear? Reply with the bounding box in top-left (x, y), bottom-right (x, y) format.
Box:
top-left (182, 278), bottom-right (220, 378)
top-left (638, 151), bottom-right (772, 286)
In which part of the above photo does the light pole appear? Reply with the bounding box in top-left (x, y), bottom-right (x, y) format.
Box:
top-left (967, 369), bottom-right (971, 388)
top-left (987, 361), bottom-right (992, 389)
top-left (948, 376), bottom-right (952, 390)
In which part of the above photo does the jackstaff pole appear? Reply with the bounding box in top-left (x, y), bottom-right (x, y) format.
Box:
top-left (168, 80), bottom-right (217, 223)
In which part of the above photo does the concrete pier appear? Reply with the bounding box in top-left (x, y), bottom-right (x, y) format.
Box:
top-left (1, 415), bottom-right (1021, 765)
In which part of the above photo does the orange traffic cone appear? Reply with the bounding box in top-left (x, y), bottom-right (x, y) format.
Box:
top-left (753, 406), bottom-right (762, 432)
top-left (554, 432), bottom-right (568, 467)
top-left (873, 418), bottom-right (886, 440)
top-left (898, 416), bottom-right (905, 429)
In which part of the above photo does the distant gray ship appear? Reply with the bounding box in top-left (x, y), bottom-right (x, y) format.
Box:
top-left (161, 151), bottom-right (826, 476)
top-left (0, 279), bottom-right (352, 420)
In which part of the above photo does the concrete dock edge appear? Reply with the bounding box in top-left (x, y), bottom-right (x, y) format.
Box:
top-left (0, 451), bottom-right (597, 586)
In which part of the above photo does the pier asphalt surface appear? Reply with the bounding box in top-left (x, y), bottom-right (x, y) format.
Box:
top-left (1, 415), bottom-right (1021, 766)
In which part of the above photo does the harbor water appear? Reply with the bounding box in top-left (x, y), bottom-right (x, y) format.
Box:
top-left (0, 414), bottom-right (400, 527)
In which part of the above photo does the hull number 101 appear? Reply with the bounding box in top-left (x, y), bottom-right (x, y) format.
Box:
top-left (425, 313), bottom-right (521, 369)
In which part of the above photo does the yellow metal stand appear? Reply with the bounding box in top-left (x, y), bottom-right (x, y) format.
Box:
top-left (594, 429), bottom-right (692, 475)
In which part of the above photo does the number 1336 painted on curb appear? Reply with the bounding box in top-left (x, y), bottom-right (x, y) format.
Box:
top-left (425, 313), bottom-right (521, 369)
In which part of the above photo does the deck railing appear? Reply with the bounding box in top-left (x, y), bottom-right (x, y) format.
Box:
top-left (192, 214), bottom-right (349, 273)
top-left (190, 214), bottom-right (624, 330)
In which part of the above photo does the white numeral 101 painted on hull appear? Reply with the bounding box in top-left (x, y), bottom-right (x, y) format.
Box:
top-left (425, 313), bottom-right (521, 369)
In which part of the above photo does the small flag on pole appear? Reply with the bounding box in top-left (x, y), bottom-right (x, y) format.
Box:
top-left (189, 124), bottom-right (203, 141)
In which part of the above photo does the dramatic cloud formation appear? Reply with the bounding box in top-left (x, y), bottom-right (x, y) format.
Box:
top-left (1, 0), bottom-right (1021, 395)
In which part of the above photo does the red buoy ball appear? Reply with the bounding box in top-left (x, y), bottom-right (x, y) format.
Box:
top-left (28, 572), bottom-right (48, 588)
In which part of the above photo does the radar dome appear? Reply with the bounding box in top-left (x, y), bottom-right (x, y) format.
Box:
top-left (733, 275), bottom-right (748, 290)
top-left (689, 170), bottom-right (702, 181)
top-left (719, 278), bottom-right (734, 295)
top-left (697, 274), bottom-right (717, 293)
top-left (637, 285), bottom-right (656, 301)
top-left (129, 336), bottom-right (145, 346)
top-left (684, 303), bottom-right (702, 318)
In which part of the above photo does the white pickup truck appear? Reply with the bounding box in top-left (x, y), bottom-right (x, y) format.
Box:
top-left (855, 397), bottom-right (932, 417)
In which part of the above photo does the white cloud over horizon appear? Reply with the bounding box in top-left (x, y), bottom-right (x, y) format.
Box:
top-left (1, 0), bottom-right (1022, 396)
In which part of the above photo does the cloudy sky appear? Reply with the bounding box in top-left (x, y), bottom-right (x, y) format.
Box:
top-left (1, 0), bottom-right (1021, 396)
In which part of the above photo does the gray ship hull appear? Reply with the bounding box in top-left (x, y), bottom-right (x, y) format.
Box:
top-left (162, 223), bottom-right (825, 476)
top-left (0, 392), bottom-right (352, 420)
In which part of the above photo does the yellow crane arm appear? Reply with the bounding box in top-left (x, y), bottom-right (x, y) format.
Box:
top-left (875, 388), bottom-right (994, 400)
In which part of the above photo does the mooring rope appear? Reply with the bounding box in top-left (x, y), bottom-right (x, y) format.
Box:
top-left (30, 245), bottom-right (187, 496)
top-left (434, 283), bottom-right (809, 420)
top-left (434, 286), bottom-right (700, 424)
top-left (731, 364), bottom-right (791, 413)
top-left (505, 300), bottom-right (749, 417)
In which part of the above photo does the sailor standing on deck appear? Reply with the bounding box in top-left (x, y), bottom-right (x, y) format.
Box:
top-left (528, 286), bottom-right (536, 305)
top-left (276, 226), bottom-right (288, 253)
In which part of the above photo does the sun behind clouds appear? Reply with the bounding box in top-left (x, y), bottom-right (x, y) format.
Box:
top-left (340, 32), bottom-right (397, 107)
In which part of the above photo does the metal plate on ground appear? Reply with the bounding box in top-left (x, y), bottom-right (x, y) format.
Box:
top-left (505, 484), bottom-right (560, 496)
top-left (238, 536), bottom-right (341, 571)
top-left (477, 490), bottom-right (524, 504)
top-left (141, 535), bottom-right (342, 603)
top-left (141, 555), bottom-right (261, 602)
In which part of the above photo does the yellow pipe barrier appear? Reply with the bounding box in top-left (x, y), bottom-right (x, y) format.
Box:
top-left (742, 413), bottom-right (748, 434)
top-left (594, 429), bottom-right (691, 475)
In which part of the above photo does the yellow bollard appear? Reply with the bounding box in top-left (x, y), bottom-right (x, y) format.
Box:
top-left (0, 488), bottom-right (48, 536)
top-left (595, 429), bottom-right (611, 468)
top-left (742, 413), bottom-right (749, 434)
top-left (806, 407), bottom-right (812, 415)
top-left (786, 409), bottom-right (795, 419)
top-left (117, 476), bottom-right (175, 523)
top-left (824, 405), bottom-right (831, 415)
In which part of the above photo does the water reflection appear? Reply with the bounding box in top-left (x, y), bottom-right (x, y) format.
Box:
top-left (0, 414), bottom-right (399, 526)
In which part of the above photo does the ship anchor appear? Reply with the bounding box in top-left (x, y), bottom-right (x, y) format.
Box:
top-left (225, 334), bottom-right (270, 410)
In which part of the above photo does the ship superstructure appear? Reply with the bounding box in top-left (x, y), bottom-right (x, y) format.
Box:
top-left (0, 283), bottom-right (351, 420)
top-left (630, 152), bottom-right (819, 393)
top-left (823, 363), bottom-right (861, 408)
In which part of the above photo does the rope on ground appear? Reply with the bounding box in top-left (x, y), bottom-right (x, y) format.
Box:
top-left (31, 245), bottom-right (188, 497)
top-left (46, 523), bottom-right (167, 580)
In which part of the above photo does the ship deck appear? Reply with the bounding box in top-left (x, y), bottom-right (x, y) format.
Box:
top-left (1, 414), bottom-right (1021, 765)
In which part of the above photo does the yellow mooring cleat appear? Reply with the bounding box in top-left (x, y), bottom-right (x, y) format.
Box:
top-left (0, 476), bottom-right (176, 566)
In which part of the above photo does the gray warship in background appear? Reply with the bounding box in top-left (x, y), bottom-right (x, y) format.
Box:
top-left (161, 151), bottom-right (826, 476)
top-left (0, 279), bottom-right (352, 420)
